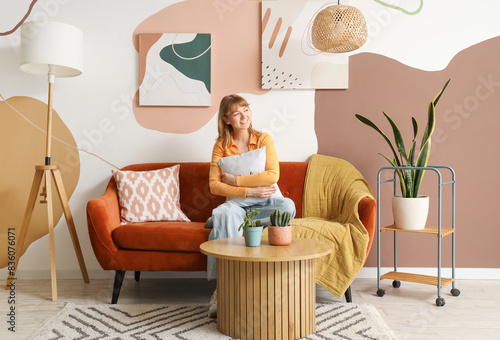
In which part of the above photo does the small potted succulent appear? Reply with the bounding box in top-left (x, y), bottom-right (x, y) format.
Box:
top-left (268, 209), bottom-right (292, 246)
top-left (238, 208), bottom-right (263, 247)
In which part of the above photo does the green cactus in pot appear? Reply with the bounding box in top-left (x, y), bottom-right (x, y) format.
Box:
top-left (270, 209), bottom-right (291, 227)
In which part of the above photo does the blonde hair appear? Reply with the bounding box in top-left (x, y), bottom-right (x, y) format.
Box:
top-left (217, 94), bottom-right (259, 148)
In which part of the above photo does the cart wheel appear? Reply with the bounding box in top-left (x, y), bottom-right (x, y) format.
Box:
top-left (451, 288), bottom-right (460, 297)
top-left (392, 280), bottom-right (401, 288)
top-left (436, 297), bottom-right (445, 306)
top-left (376, 289), bottom-right (385, 297)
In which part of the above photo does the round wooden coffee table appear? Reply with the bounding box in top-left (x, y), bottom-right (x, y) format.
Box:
top-left (200, 235), bottom-right (331, 340)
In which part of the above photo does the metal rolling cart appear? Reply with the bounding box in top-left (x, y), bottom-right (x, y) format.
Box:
top-left (376, 165), bottom-right (460, 306)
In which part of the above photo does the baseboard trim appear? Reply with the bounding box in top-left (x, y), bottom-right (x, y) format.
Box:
top-left (1, 267), bottom-right (499, 280)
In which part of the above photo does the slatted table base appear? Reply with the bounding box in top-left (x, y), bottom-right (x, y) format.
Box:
top-left (217, 258), bottom-right (315, 340)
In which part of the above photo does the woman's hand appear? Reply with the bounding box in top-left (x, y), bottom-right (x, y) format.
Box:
top-left (247, 186), bottom-right (277, 198)
top-left (221, 173), bottom-right (276, 197)
top-left (221, 173), bottom-right (237, 186)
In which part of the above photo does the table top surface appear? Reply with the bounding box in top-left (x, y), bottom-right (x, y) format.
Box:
top-left (199, 235), bottom-right (332, 262)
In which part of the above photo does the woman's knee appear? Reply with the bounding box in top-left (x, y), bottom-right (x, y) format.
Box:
top-left (271, 197), bottom-right (296, 218)
top-left (213, 202), bottom-right (245, 218)
top-left (283, 198), bottom-right (296, 218)
top-left (211, 203), bottom-right (246, 237)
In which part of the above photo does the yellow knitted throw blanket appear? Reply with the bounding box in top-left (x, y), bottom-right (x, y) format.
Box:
top-left (265, 154), bottom-right (373, 297)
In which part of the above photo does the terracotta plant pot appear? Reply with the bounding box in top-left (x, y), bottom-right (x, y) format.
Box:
top-left (268, 225), bottom-right (292, 246)
top-left (392, 196), bottom-right (429, 230)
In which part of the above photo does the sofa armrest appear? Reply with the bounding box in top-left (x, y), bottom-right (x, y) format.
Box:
top-left (358, 196), bottom-right (376, 259)
top-left (86, 183), bottom-right (121, 269)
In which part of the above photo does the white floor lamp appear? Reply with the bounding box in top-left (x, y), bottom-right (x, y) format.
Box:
top-left (6, 21), bottom-right (89, 301)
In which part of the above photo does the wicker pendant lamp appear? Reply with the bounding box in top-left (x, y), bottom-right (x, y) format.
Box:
top-left (311, 3), bottom-right (368, 53)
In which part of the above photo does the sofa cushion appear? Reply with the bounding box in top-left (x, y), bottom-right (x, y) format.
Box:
top-left (112, 165), bottom-right (190, 224)
top-left (111, 222), bottom-right (210, 252)
top-left (120, 162), bottom-right (227, 223)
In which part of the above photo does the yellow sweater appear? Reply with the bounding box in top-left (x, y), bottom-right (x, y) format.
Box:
top-left (209, 132), bottom-right (279, 198)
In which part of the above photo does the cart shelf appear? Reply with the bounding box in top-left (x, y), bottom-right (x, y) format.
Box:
top-left (380, 271), bottom-right (454, 288)
top-left (381, 225), bottom-right (455, 237)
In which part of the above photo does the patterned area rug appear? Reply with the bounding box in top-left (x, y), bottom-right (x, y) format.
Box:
top-left (29, 303), bottom-right (397, 339)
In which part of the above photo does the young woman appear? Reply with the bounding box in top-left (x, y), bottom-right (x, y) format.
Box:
top-left (207, 94), bottom-right (296, 317)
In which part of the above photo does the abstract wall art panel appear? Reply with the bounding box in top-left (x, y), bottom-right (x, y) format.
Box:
top-left (262, 1), bottom-right (348, 89)
top-left (139, 33), bottom-right (211, 106)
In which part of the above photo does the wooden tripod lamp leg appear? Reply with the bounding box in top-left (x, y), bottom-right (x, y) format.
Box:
top-left (51, 168), bottom-right (90, 283)
top-left (6, 168), bottom-right (45, 288)
top-left (44, 169), bottom-right (58, 302)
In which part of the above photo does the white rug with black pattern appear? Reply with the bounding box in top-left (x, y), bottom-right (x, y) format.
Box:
top-left (29, 303), bottom-right (397, 340)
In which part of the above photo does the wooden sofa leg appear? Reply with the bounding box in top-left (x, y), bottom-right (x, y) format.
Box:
top-left (344, 286), bottom-right (352, 303)
top-left (135, 271), bottom-right (141, 281)
top-left (112, 270), bottom-right (126, 304)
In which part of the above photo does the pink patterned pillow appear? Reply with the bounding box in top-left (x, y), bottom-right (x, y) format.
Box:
top-left (112, 165), bottom-right (190, 224)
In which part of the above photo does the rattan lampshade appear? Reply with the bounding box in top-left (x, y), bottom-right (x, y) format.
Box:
top-left (311, 5), bottom-right (368, 53)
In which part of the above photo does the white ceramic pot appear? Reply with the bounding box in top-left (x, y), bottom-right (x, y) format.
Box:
top-left (392, 196), bottom-right (429, 230)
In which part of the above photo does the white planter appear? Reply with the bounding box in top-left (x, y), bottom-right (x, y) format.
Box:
top-left (392, 196), bottom-right (429, 230)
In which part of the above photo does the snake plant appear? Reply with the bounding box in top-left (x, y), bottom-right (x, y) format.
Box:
top-left (355, 79), bottom-right (451, 198)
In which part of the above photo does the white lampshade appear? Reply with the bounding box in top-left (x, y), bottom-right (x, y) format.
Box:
top-left (20, 21), bottom-right (83, 77)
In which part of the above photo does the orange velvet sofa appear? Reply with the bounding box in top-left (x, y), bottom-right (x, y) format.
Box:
top-left (86, 161), bottom-right (376, 304)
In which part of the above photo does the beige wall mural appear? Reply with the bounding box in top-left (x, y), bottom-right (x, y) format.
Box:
top-left (132, 0), bottom-right (269, 133)
top-left (0, 96), bottom-right (80, 268)
top-left (315, 36), bottom-right (500, 268)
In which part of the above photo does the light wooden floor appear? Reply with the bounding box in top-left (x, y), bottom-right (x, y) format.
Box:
top-left (1, 277), bottom-right (499, 339)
